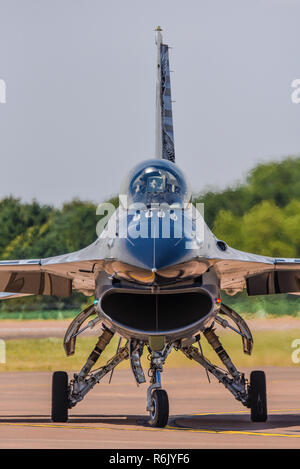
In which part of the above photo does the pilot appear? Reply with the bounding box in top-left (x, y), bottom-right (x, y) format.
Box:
top-left (121, 159), bottom-right (191, 210)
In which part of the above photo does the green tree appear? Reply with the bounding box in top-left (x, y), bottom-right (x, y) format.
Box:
top-left (213, 209), bottom-right (242, 249)
top-left (0, 197), bottom-right (53, 257)
top-left (247, 157), bottom-right (300, 207)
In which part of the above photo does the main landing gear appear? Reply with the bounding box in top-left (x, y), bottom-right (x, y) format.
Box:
top-left (51, 371), bottom-right (69, 423)
top-left (180, 321), bottom-right (267, 423)
top-left (51, 307), bottom-right (267, 427)
top-left (249, 370), bottom-right (268, 422)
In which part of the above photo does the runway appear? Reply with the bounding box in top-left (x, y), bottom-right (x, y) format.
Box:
top-left (1, 317), bottom-right (300, 339)
top-left (0, 367), bottom-right (299, 448)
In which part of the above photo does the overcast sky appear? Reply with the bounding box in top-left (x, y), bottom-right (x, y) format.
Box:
top-left (0, 0), bottom-right (300, 206)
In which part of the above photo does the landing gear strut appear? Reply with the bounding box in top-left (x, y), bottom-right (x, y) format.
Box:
top-left (52, 309), bottom-right (267, 426)
top-left (180, 325), bottom-right (268, 422)
top-left (51, 326), bottom-right (130, 421)
top-left (146, 344), bottom-right (173, 427)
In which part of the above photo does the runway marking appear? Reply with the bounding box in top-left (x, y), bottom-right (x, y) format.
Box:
top-left (0, 409), bottom-right (299, 439)
top-left (167, 426), bottom-right (300, 439)
top-left (0, 421), bottom-right (163, 433)
top-left (192, 408), bottom-right (300, 416)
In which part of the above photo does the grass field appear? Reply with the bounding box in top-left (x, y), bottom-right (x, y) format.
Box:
top-left (0, 310), bottom-right (78, 320)
top-left (1, 328), bottom-right (300, 372)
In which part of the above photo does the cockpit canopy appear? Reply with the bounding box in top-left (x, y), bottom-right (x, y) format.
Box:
top-left (121, 159), bottom-right (191, 207)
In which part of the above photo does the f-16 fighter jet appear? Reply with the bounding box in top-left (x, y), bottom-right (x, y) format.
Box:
top-left (0, 27), bottom-right (296, 427)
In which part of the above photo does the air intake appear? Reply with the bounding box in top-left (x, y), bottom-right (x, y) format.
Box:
top-left (99, 287), bottom-right (214, 340)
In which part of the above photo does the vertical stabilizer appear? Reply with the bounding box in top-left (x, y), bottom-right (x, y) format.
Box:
top-left (155, 27), bottom-right (175, 162)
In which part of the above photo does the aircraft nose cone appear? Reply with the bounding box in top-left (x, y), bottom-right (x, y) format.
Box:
top-left (119, 209), bottom-right (198, 270)
top-left (126, 234), bottom-right (184, 271)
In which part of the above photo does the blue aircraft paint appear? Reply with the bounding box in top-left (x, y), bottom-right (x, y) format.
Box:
top-left (118, 208), bottom-right (196, 270)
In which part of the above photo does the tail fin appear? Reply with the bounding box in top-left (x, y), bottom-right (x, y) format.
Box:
top-left (155, 27), bottom-right (175, 163)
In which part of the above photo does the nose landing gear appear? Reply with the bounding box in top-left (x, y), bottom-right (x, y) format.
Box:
top-left (146, 345), bottom-right (173, 427)
top-left (149, 388), bottom-right (169, 427)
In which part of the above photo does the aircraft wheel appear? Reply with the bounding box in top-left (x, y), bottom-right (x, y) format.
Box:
top-left (149, 389), bottom-right (169, 427)
top-left (51, 371), bottom-right (69, 422)
top-left (249, 370), bottom-right (267, 422)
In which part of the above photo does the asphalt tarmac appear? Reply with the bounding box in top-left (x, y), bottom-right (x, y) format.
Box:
top-left (0, 367), bottom-right (299, 449)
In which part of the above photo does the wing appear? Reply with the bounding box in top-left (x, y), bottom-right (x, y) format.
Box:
top-left (205, 242), bottom-right (300, 296)
top-left (0, 236), bottom-right (110, 299)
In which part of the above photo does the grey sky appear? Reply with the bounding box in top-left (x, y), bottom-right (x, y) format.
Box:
top-left (0, 0), bottom-right (299, 206)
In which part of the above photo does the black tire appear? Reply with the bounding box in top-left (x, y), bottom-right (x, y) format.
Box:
top-left (51, 371), bottom-right (69, 423)
top-left (149, 389), bottom-right (169, 428)
top-left (249, 370), bottom-right (267, 422)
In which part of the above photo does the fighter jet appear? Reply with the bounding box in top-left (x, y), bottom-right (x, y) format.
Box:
top-left (0, 27), bottom-right (297, 427)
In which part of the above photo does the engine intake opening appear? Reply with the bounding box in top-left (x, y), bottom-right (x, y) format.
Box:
top-left (101, 289), bottom-right (213, 333)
